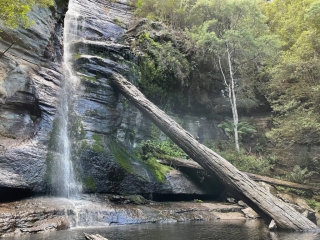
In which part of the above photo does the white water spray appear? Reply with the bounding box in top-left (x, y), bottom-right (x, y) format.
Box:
top-left (50, 0), bottom-right (83, 198)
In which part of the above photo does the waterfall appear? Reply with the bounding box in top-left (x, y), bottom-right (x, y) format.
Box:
top-left (50, 0), bottom-right (83, 198)
top-left (49, 0), bottom-right (130, 198)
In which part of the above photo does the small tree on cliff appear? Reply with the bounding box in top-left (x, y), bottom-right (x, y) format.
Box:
top-left (191, 0), bottom-right (280, 151)
top-left (0, 0), bottom-right (54, 58)
top-left (0, 0), bottom-right (53, 28)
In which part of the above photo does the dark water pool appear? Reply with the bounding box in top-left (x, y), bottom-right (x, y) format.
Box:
top-left (4, 220), bottom-right (320, 240)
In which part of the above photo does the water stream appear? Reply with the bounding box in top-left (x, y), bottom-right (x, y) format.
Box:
top-left (50, 0), bottom-right (82, 198)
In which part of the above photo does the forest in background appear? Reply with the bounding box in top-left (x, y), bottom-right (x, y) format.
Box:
top-left (132, 0), bottom-right (320, 146)
top-left (126, 0), bottom-right (320, 187)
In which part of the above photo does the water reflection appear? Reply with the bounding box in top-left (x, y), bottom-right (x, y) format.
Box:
top-left (4, 221), bottom-right (320, 240)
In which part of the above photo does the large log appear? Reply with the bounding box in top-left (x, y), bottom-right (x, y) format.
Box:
top-left (157, 158), bottom-right (320, 192)
top-left (108, 72), bottom-right (319, 231)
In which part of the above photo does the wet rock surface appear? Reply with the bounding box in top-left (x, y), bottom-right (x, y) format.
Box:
top-left (0, 195), bottom-right (247, 237)
top-left (0, 1), bottom-right (67, 192)
top-left (0, 0), bottom-right (224, 199)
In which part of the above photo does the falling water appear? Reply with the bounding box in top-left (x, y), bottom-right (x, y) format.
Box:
top-left (50, 0), bottom-right (83, 198)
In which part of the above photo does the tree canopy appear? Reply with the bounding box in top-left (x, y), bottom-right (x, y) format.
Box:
top-left (262, 0), bottom-right (320, 146)
top-left (0, 0), bottom-right (54, 28)
top-left (133, 0), bottom-right (320, 148)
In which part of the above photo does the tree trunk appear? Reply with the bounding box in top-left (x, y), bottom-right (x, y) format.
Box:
top-left (157, 158), bottom-right (320, 193)
top-left (217, 51), bottom-right (240, 152)
top-left (108, 72), bottom-right (319, 231)
top-left (226, 44), bottom-right (240, 152)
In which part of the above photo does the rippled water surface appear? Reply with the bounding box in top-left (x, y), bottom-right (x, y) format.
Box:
top-left (5, 220), bottom-right (320, 240)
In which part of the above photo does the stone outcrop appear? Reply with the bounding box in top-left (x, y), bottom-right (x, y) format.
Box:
top-left (0, 1), bottom-right (67, 192)
top-left (0, 195), bottom-right (247, 237)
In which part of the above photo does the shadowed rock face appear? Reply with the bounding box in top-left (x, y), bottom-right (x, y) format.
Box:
top-left (0, 2), bottom-right (67, 192)
top-left (0, 0), bottom-right (224, 199)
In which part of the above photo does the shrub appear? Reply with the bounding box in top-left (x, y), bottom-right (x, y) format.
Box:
top-left (227, 152), bottom-right (274, 174)
top-left (136, 139), bottom-right (186, 160)
top-left (218, 120), bottom-right (257, 142)
top-left (284, 165), bottom-right (317, 184)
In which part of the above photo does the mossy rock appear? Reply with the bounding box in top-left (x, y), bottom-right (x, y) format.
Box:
top-left (109, 194), bottom-right (148, 205)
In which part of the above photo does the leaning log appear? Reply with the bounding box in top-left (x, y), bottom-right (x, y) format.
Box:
top-left (157, 158), bottom-right (320, 193)
top-left (108, 72), bottom-right (319, 231)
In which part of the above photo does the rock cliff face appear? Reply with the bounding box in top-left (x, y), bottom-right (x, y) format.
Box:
top-left (0, 0), bottom-right (67, 192)
top-left (0, 0), bottom-right (224, 199)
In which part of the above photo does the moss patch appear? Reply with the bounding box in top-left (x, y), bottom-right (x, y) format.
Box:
top-left (109, 138), bottom-right (134, 173)
top-left (110, 138), bottom-right (171, 183)
top-left (74, 53), bottom-right (82, 60)
top-left (80, 75), bottom-right (98, 83)
top-left (145, 157), bottom-right (171, 182)
top-left (83, 177), bottom-right (96, 191)
top-left (45, 119), bottom-right (60, 186)
top-left (91, 133), bottom-right (106, 153)
top-left (113, 18), bottom-right (126, 28)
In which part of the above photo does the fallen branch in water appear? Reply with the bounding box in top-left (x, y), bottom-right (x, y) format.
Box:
top-left (84, 233), bottom-right (108, 240)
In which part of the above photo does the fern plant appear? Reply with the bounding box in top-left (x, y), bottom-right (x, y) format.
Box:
top-left (285, 165), bottom-right (317, 184)
top-left (218, 120), bottom-right (257, 141)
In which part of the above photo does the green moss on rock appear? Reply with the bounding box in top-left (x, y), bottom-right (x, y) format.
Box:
top-left (92, 133), bottom-right (106, 153)
top-left (145, 157), bottom-right (171, 182)
top-left (83, 177), bottom-right (96, 191)
top-left (109, 138), bottom-right (134, 173)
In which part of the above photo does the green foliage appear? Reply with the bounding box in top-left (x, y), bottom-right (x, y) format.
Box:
top-left (109, 138), bottom-right (134, 173)
top-left (262, 0), bottom-right (320, 146)
top-left (145, 156), bottom-right (171, 182)
top-left (0, 0), bottom-right (54, 28)
top-left (113, 18), bottom-right (126, 28)
top-left (110, 138), bottom-right (171, 182)
top-left (136, 139), bottom-right (186, 160)
top-left (284, 165), bottom-right (317, 184)
top-left (83, 177), bottom-right (96, 191)
top-left (134, 139), bottom-right (182, 182)
top-left (134, 0), bottom-right (195, 28)
top-left (274, 186), bottom-right (313, 198)
top-left (150, 124), bottom-right (161, 140)
top-left (74, 53), bottom-right (82, 60)
top-left (209, 140), bottom-right (276, 174)
top-left (262, 0), bottom-right (314, 49)
top-left (137, 32), bottom-right (190, 106)
top-left (306, 199), bottom-right (320, 210)
top-left (134, 0), bottom-right (320, 149)
top-left (218, 120), bottom-right (257, 142)
top-left (219, 150), bottom-right (276, 174)
top-left (92, 133), bottom-right (106, 153)
top-left (191, 0), bottom-right (280, 111)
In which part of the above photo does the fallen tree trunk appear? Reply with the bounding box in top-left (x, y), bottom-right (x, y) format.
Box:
top-left (245, 172), bottom-right (320, 193)
top-left (157, 158), bottom-right (320, 193)
top-left (108, 72), bottom-right (319, 231)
